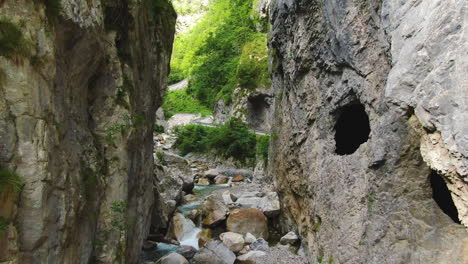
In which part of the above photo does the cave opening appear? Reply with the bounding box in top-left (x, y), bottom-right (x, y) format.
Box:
top-left (430, 170), bottom-right (461, 224)
top-left (247, 95), bottom-right (271, 131)
top-left (334, 103), bottom-right (371, 155)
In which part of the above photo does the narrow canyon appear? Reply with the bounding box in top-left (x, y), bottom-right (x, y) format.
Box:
top-left (0, 0), bottom-right (466, 264)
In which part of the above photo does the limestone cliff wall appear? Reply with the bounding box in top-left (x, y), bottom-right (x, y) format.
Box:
top-left (0, 0), bottom-right (175, 263)
top-left (268, 0), bottom-right (467, 263)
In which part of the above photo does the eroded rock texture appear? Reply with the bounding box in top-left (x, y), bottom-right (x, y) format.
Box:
top-left (268, 0), bottom-right (467, 263)
top-left (0, 0), bottom-right (175, 263)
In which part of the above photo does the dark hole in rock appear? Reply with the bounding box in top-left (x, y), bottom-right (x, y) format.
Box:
top-left (334, 103), bottom-right (370, 155)
top-left (430, 170), bottom-right (461, 224)
top-left (247, 95), bottom-right (271, 131)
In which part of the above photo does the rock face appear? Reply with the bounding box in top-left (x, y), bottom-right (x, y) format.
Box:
top-left (269, 0), bottom-right (468, 263)
top-left (0, 1), bottom-right (176, 263)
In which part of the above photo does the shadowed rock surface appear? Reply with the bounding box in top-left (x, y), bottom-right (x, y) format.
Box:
top-left (0, 0), bottom-right (176, 263)
top-left (268, 0), bottom-right (467, 263)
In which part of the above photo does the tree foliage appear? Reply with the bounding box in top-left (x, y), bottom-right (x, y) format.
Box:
top-left (174, 118), bottom-right (261, 165)
top-left (169, 0), bottom-right (269, 107)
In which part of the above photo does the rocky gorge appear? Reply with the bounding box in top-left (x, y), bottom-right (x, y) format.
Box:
top-left (0, 0), bottom-right (467, 264)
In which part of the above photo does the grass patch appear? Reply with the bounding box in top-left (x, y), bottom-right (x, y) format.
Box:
top-left (0, 169), bottom-right (22, 195)
top-left (162, 89), bottom-right (212, 116)
top-left (173, 118), bottom-right (258, 166)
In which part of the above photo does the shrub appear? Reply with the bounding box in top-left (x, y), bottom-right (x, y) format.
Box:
top-left (154, 124), bottom-right (165, 134)
top-left (162, 89), bottom-right (212, 116)
top-left (0, 169), bottom-right (22, 195)
top-left (173, 118), bottom-right (259, 165)
top-left (209, 118), bottom-right (257, 164)
top-left (173, 124), bottom-right (212, 156)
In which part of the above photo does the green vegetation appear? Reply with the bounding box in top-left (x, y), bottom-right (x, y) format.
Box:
top-left (110, 200), bottom-right (128, 231)
top-left (0, 20), bottom-right (30, 58)
top-left (154, 124), bottom-right (165, 134)
top-left (174, 118), bottom-right (259, 165)
top-left (105, 114), bottom-right (146, 144)
top-left (170, 0), bottom-right (269, 107)
top-left (172, 0), bottom-right (209, 15)
top-left (43, 0), bottom-right (62, 23)
top-left (237, 34), bottom-right (270, 90)
top-left (0, 217), bottom-right (8, 234)
top-left (317, 256), bottom-right (324, 264)
top-left (329, 256), bottom-right (334, 264)
top-left (116, 74), bottom-right (133, 108)
top-left (156, 151), bottom-right (166, 165)
top-left (256, 134), bottom-right (270, 163)
top-left (162, 89), bottom-right (212, 116)
top-left (0, 169), bottom-right (22, 195)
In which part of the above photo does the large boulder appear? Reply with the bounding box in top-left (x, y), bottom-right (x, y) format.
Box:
top-left (205, 169), bottom-right (220, 179)
top-left (214, 175), bottom-right (229, 184)
top-left (235, 192), bottom-right (280, 217)
top-left (168, 213), bottom-right (194, 241)
top-left (219, 232), bottom-right (245, 253)
top-left (226, 208), bottom-right (269, 239)
top-left (192, 241), bottom-right (236, 264)
top-left (202, 195), bottom-right (229, 226)
top-left (156, 252), bottom-right (189, 264)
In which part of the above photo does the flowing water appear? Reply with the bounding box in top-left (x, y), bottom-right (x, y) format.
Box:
top-left (176, 179), bottom-right (232, 249)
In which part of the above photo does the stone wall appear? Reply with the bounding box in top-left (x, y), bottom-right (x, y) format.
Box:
top-left (268, 0), bottom-right (467, 263)
top-left (0, 0), bottom-right (175, 263)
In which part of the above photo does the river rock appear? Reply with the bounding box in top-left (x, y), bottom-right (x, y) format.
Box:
top-left (236, 192), bottom-right (280, 217)
top-left (244, 233), bottom-right (256, 244)
top-left (239, 245), bottom-right (250, 255)
top-left (198, 177), bottom-right (211, 186)
top-left (205, 169), bottom-right (220, 179)
top-left (169, 213), bottom-right (188, 240)
top-left (214, 175), bottom-right (229, 184)
top-left (156, 252), bottom-right (189, 264)
top-left (257, 192), bottom-right (280, 217)
top-left (198, 228), bottom-right (213, 248)
top-left (202, 195), bottom-right (229, 226)
top-left (280, 231), bottom-right (298, 245)
top-left (186, 209), bottom-right (200, 222)
top-left (249, 238), bottom-right (269, 252)
top-left (192, 240), bottom-right (236, 264)
top-left (183, 194), bottom-right (198, 203)
top-left (226, 208), bottom-right (268, 239)
top-left (237, 250), bottom-right (266, 263)
top-left (176, 246), bottom-right (198, 260)
top-left (232, 174), bottom-right (244, 182)
top-left (222, 191), bottom-right (236, 205)
top-left (219, 232), bottom-right (245, 253)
